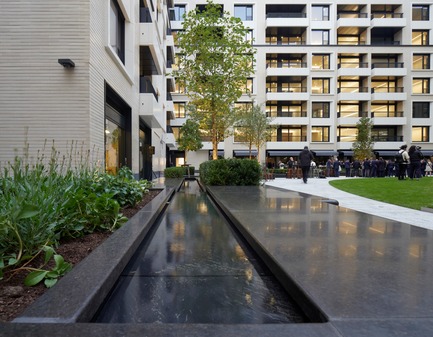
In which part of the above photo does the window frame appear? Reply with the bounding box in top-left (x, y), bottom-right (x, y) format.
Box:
top-left (312, 102), bottom-right (330, 118)
top-left (311, 126), bottom-right (330, 142)
top-left (234, 4), bottom-right (253, 21)
top-left (110, 0), bottom-right (125, 64)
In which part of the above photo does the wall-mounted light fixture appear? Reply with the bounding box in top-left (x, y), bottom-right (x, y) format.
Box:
top-left (58, 59), bottom-right (75, 68)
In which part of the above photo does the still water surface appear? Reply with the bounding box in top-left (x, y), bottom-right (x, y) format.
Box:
top-left (94, 180), bottom-right (307, 323)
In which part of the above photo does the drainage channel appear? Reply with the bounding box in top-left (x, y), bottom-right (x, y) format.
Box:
top-left (93, 179), bottom-right (309, 324)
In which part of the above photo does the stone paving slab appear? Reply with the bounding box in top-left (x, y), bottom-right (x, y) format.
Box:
top-left (207, 185), bottom-right (433, 336)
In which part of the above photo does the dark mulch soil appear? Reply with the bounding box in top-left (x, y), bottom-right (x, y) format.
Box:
top-left (0, 189), bottom-right (161, 322)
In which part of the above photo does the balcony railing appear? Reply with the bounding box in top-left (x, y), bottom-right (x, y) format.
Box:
top-left (371, 87), bottom-right (404, 93)
top-left (273, 136), bottom-right (308, 142)
top-left (337, 87), bottom-right (369, 93)
top-left (371, 12), bottom-right (403, 19)
top-left (338, 62), bottom-right (369, 68)
top-left (268, 112), bottom-right (308, 118)
top-left (140, 77), bottom-right (158, 101)
top-left (266, 61), bottom-right (307, 68)
top-left (372, 62), bottom-right (404, 68)
top-left (337, 13), bottom-right (368, 19)
top-left (371, 136), bottom-right (404, 142)
top-left (337, 111), bottom-right (368, 118)
top-left (266, 87), bottom-right (308, 93)
top-left (371, 40), bottom-right (400, 45)
top-left (166, 92), bottom-right (173, 101)
top-left (266, 13), bottom-right (307, 18)
top-left (371, 111), bottom-right (404, 117)
top-left (266, 39), bottom-right (306, 45)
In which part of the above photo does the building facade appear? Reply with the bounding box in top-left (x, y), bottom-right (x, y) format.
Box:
top-left (0, 0), bottom-right (175, 180)
top-left (171, 0), bottom-right (433, 167)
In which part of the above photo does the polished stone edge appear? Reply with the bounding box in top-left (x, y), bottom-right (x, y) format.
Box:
top-left (205, 186), bottom-right (328, 324)
top-left (13, 184), bottom-right (180, 324)
top-left (0, 322), bottom-right (341, 337)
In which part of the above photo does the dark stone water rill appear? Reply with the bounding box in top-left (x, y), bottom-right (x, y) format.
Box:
top-left (94, 180), bottom-right (308, 324)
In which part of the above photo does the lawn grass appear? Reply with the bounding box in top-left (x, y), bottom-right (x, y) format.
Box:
top-left (329, 177), bottom-right (433, 211)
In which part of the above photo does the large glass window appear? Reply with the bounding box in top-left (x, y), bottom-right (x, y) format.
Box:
top-left (412, 30), bottom-right (429, 45)
top-left (312, 78), bottom-right (330, 94)
top-left (311, 30), bottom-right (329, 45)
top-left (412, 78), bottom-right (430, 94)
top-left (412, 5), bottom-right (430, 21)
top-left (110, 0), bottom-right (125, 63)
top-left (312, 54), bottom-right (330, 69)
top-left (241, 78), bottom-right (253, 94)
top-left (311, 126), bottom-right (330, 142)
top-left (272, 126), bottom-right (307, 142)
top-left (413, 54), bottom-right (430, 69)
top-left (413, 102), bottom-right (430, 118)
top-left (311, 5), bottom-right (329, 21)
top-left (412, 126), bottom-right (430, 142)
top-left (338, 127), bottom-right (358, 142)
top-left (371, 102), bottom-right (399, 117)
top-left (234, 5), bottom-right (253, 21)
top-left (173, 5), bottom-right (186, 21)
top-left (174, 102), bottom-right (186, 118)
top-left (312, 102), bottom-right (330, 118)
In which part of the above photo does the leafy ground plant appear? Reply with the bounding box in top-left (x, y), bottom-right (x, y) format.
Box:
top-left (0, 146), bottom-right (152, 287)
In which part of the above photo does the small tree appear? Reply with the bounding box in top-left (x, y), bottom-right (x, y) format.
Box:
top-left (177, 119), bottom-right (203, 164)
top-left (352, 117), bottom-right (374, 160)
top-left (236, 103), bottom-right (275, 161)
top-left (174, 0), bottom-right (256, 160)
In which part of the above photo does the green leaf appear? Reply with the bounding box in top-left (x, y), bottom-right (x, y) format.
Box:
top-left (53, 254), bottom-right (65, 269)
top-left (43, 246), bottom-right (55, 264)
top-left (44, 278), bottom-right (57, 288)
top-left (8, 257), bottom-right (18, 266)
top-left (17, 205), bottom-right (40, 220)
top-left (24, 270), bottom-right (49, 286)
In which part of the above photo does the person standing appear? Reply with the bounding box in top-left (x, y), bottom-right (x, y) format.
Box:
top-left (298, 146), bottom-right (314, 183)
top-left (408, 145), bottom-right (423, 180)
top-left (397, 145), bottom-right (409, 180)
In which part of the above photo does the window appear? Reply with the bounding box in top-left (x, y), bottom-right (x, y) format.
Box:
top-left (174, 102), bottom-right (186, 118)
top-left (312, 102), bottom-right (330, 118)
top-left (312, 78), bottom-right (330, 94)
top-left (244, 29), bottom-right (253, 43)
top-left (272, 126), bottom-right (307, 142)
top-left (412, 78), bottom-right (430, 94)
top-left (312, 54), bottom-right (330, 69)
top-left (338, 102), bottom-right (364, 117)
top-left (413, 54), bottom-right (430, 70)
top-left (311, 126), bottom-right (330, 142)
top-left (412, 5), bottom-right (429, 21)
top-left (105, 85), bottom-right (131, 175)
top-left (413, 102), bottom-right (430, 118)
top-left (266, 101), bottom-right (306, 117)
top-left (412, 30), bottom-right (429, 45)
top-left (371, 102), bottom-right (399, 117)
top-left (234, 5), bottom-right (253, 21)
top-left (371, 127), bottom-right (397, 142)
top-left (173, 5), bottom-right (186, 21)
top-left (311, 5), bottom-right (329, 21)
top-left (311, 30), bottom-right (329, 45)
top-left (338, 127), bottom-right (358, 142)
top-left (110, 0), bottom-right (125, 63)
top-left (241, 78), bottom-right (253, 94)
top-left (412, 126), bottom-right (429, 142)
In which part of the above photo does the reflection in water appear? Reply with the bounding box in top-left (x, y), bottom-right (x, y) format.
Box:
top-left (94, 180), bottom-right (307, 324)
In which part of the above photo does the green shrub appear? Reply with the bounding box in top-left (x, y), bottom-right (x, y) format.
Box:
top-left (164, 166), bottom-right (195, 178)
top-left (0, 152), bottom-right (151, 284)
top-left (164, 167), bottom-right (185, 178)
top-left (199, 158), bottom-right (261, 186)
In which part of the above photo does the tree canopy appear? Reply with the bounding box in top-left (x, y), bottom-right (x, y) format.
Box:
top-left (174, 0), bottom-right (256, 160)
top-left (352, 117), bottom-right (374, 160)
top-left (177, 119), bottom-right (203, 164)
top-left (236, 103), bottom-right (275, 161)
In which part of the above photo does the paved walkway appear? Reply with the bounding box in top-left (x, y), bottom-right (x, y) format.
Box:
top-left (265, 177), bottom-right (433, 231)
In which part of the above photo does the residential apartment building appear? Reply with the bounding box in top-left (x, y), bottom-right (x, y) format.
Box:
top-left (0, 0), bottom-right (175, 180)
top-left (171, 0), bottom-right (433, 167)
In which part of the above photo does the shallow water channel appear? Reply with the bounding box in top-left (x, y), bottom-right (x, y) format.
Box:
top-left (94, 180), bottom-right (307, 324)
